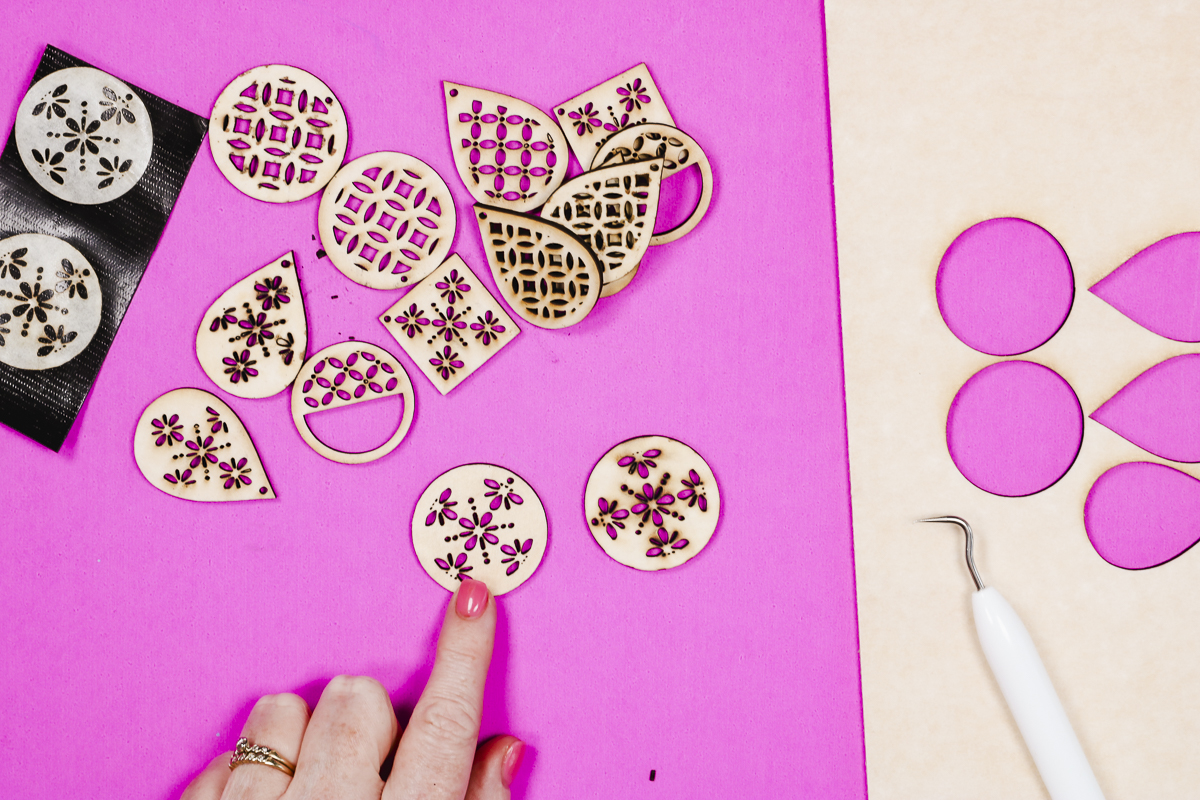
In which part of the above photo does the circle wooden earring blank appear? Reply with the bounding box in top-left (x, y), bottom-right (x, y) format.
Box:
top-left (584, 435), bottom-right (721, 571)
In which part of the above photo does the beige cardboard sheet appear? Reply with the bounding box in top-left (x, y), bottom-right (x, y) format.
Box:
top-left (827, 3), bottom-right (1200, 797)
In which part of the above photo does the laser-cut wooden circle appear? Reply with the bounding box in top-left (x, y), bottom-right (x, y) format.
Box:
top-left (134, 388), bottom-right (275, 502)
top-left (290, 341), bottom-right (415, 464)
top-left (196, 252), bottom-right (307, 398)
top-left (474, 205), bottom-right (601, 329)
top-left (209, 65), bottom-right (347, 203)
top-left (542, 158), bottom-right (663, 293)
top-left (444, 82), bottom-right (567, 213)
top-left (15, 67), bottom-right (153, 205)
top-left (412, 463), bottom-right (547, 596)
top-left (0, 234), bottom-right (102, 370)
top-left (592, 123), bottom-right (713, 246)
top-left (318, 152), bottom-right (457, 290)
top-left (584, 435), bottom-right (721, 571)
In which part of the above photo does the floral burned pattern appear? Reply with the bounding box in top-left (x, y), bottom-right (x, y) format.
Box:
top-left (0, 234), bottom-right (102, 371)
top-left (16, 67), bottom-right (153, 203)
top-left (554, 63), bottom-right (675, 169)
top-left (584, 435), bottom-right (721, 571)
top-left (414, 463), bottom-right (547, 595)
top-left (196, 253), bottom-right (307, 400)
top-left (380, 255), bottom-right (519, 395)
top-left (135, 388), bottom-right (274, 502)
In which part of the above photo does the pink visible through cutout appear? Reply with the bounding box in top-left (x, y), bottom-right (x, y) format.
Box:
top-left (1090, 231), bottom-right (1200, 342)
top-left (1085, 462), bottom-right (1200, 569)
top-left (937, 218), bottom-right (1074, 356)
top-left (947, 360), bottom-right (1083, 496)
top-left (1091, 353), bottom-right (1200, 462)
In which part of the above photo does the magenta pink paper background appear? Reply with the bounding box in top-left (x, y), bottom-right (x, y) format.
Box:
top-left (0, 2), bottom-right (864, 798)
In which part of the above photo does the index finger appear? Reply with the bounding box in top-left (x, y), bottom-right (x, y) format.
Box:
top-left (384, 578), bottom-right (496, 800)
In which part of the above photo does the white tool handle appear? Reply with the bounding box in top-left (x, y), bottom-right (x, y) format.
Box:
top-left (972, 587), bottom-right (1105, 800)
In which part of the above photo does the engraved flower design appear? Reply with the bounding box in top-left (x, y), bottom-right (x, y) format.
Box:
top-left (470, 310), bottom-right (506, 345)
top-left (616, 79), bottom-right (651, 113)
top-left (184, 434), bottom-right (220, 469)
top-left (631, 482), bottom-right (675, 527)
top-left (394, 303), bottom-right (429, 338)
top-left (31, 148), bottom-right (67, 184)
top-left (96, 155), bottom-right (133, 189)
top-left (500, 538), bottom-right (534, 576)
top-left (36, 324), bottom-right (77, 357)
top-left (163, 468), bottom-right (196, 486)
top-left (223, 349), bottom-right (258, 383)
top-left (425, 487), bottom-right (459, 526)
top-left (436, 269), bottom-right (471, 305)
top-left (62, 116), bottom-right (102, 155)
top-left (209, 307), bottom-right (238, 332)
top-left (150, 413), bottom-right (183, 447)
top-left (54, 259), bottom-right (90, 299)
top-left (0, 247), bottom-right (27, 280)
top-left (646, 528), bottom-right (688, 558)
top-left (12, 281), bottom-right (54, 323)
top-left (618, 449), bottom-right (660, 479)
top-left (31, 85), bottom-right (68, 119)
top-left (459, 510), bottom-right (500, 551)
top-left (484, 478), bottom-right (523, 511)
top-left (434, 551), bottom-right (472, 580)
top-left (255, 276), bottom-right (290, 311)
top-left (591, 497), bottom-right (629, 540)
top-left (677, 469), bottom-right (709, 512)
top-left (0, 313), bottom-right (9, 347)
top-left (218, 456), bottom-right (253, 489)
top-left (99, 87), bottom-right (137, 124)
top-left (238, 311), bottom-right (275, 347)
top-left (206, 406), bottom-right (227, 435)
top-left (430, 345), bottom-right (464, 380)
top-left (432, 305), bottom-right (468, 343)
top-left (567, 102), bottom-right (602, 136)
top-left (275, 331), bottom-right (297, 365)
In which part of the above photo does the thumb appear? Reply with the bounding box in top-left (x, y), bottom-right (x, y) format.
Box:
top-left (466, 735), bottom-right (526, 800)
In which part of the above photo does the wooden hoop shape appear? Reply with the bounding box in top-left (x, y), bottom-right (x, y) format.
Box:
top-left (412, 463), bottom-right (548, 596)
top-left (196, 252), bottom-right (307, 398)
top-left (0, 233), bottom-right (102, 370)
top-left (16, 67), bottom-right (153, 205)
top-left (473, 205), bottom-right (601, 329)
top-left (542, 158), bottom-right (663, 294)
top-left (134, 388), bottom-right (275, 502)
top-left (209, 65), bottom-right (347, 203)
top-left (584, 435), bottom-right (721, 571)
top-left (444, 82), bottom-right (567, 213)
top-left (290, 341), bottom-right (415, 464)
top-left (592, 123), bottom-right (713, 246)
top-left (318, 152), bottom-right (457, 290)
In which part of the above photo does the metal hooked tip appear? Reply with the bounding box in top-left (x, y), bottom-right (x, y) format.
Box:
top-left (918, 515), bottom-right (986, 591)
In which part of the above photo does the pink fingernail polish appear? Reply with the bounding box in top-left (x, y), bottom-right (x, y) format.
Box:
top-left (501, 739), bottom-right (526, 788)
top-left (456, 578), bottom-right (489, 620)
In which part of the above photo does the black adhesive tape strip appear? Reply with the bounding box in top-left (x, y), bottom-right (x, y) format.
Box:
top-left (0, 45), bottom-right (207, 451)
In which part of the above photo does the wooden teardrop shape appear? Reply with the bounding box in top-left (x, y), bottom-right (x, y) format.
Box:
top-left (473, 204), bottom-right (601, 329)
top-left (196, 252), bottom-right (307, 399)
top-left (444, 82), bottom-right (567, 213)
top-left (134, 388), bottom-right (275, 501)
top-left (541, 158), bottom-right (663, 297)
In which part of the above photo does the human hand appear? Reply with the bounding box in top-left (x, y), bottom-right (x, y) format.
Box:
top-left (181, 578), bottom-right (525, 800)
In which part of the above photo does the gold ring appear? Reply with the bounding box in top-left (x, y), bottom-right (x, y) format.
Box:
top-left (229, 737), bottom-right (296, 777)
